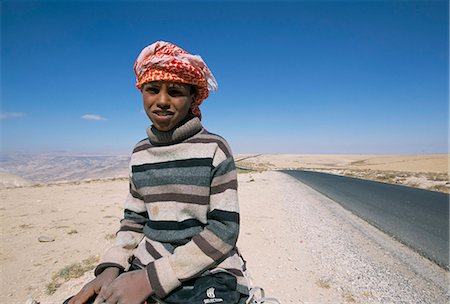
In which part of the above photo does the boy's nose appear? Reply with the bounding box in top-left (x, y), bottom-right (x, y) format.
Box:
top-left (156, 92), bottom-right (170, 108)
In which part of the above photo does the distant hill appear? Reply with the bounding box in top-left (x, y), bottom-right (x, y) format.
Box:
top-left (0, 172), bottom-right (33, 189)
top-left (0, 152), bottom-right (130, 184)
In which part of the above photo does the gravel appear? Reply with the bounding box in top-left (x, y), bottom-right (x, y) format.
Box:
top-left (276, 171), bottom-right (449, 304)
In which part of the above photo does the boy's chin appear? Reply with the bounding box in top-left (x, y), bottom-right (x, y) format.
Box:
top-left (152, 123), bottom-right (173, 132)
top-left (151, 114), bottom-right (193, 131)
top-left (149, 116), bottom-right (176, 131)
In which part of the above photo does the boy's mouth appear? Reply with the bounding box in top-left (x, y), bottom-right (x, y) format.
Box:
top-left (153, 111), bottom-right (174, 117)
top-left (152, 111), bottom-right (175, 124)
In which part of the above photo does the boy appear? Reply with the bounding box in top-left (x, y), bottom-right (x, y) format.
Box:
top-left (67, 41), bottom-right (248, 304)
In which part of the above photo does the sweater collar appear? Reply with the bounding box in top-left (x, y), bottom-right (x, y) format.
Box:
top-left (147, 117), bottom-right (203, 146)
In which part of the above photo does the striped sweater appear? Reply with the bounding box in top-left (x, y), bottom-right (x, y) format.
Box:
top-left (95, 117), bottom-right (248, 298)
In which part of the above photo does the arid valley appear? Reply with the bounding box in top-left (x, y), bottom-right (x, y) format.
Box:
top-left (1, 153), bottom-right (448, 303)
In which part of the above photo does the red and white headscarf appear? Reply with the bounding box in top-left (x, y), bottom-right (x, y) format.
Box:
top-left (134, 41), bottom-right (218, 120)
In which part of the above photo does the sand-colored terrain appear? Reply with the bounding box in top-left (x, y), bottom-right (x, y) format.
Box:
top-left (2, 154), bottom-right (447, 193)
top-left (236, 154), bottom-right (449, 193)
top-left (0, 154), bottom-right (448, 303)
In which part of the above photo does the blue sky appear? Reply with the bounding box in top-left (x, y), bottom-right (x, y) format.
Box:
top-left (2, 0), bottom-right (448, 154)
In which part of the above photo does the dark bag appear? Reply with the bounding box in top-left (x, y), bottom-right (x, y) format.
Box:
top-left (148, 272), bottom-right (241, 304)
top-left (63, 272), bottom-right (244, 304)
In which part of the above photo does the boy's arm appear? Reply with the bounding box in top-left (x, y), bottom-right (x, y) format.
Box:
top-left (94, 179), bottom-right (147, 276)
top-left (146, 151), bottom-right (240, 298)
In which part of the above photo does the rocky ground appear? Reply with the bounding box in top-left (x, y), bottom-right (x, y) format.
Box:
top-left (236, 154), bottom-right (449, 193)
top-left (1, 171), bottom-right (448, 303)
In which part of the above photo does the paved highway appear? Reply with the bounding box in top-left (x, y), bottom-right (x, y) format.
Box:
top-left (282, 170), bottom-right (449, 269)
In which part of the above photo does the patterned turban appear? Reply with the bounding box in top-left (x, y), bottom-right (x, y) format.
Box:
top-left (134, 41), bottom-right (218, 120)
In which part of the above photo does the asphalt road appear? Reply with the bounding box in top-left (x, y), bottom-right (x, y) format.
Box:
top-left (282, 170), bottom-right (450, 270)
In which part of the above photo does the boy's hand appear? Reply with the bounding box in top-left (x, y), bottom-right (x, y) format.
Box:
top-left (68, 267), bottom-right (120, 304)
top-left (95, 269), bottom-right (153, 304)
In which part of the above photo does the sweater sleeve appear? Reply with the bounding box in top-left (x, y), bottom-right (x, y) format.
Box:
top-left (94, 178), bottom-right (147, 276)
top-left (145, 147), bottom-right (240, 298)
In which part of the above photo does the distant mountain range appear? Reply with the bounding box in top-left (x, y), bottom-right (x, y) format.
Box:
top-left (0, 152), bottom-right (130, 187)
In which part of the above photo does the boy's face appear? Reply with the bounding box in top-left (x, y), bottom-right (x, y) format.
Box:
top-left (142, 81), bottom-right (194, 131)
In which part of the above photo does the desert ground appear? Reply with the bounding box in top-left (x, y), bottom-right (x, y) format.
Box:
top-left (0, 154), bottom-right (448, 303)
top-left (236, 154), bottom-right (449, 193)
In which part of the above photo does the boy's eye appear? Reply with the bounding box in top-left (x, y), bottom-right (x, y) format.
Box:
top-left (168, 89), bottom-right (186, 97)
top-left (145, 87), bottom-right (159, 94)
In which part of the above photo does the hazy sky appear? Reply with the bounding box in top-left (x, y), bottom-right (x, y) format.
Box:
top-left (2, 0), bottom-right (448, 154)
